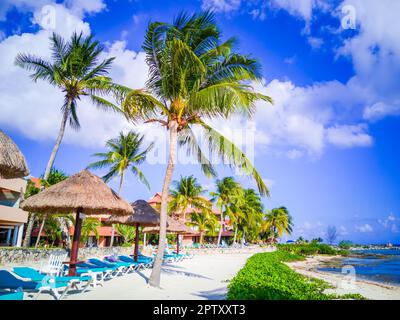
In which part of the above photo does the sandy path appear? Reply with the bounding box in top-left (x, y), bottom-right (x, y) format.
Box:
top-left (286, 256), bottom-right (400, 300)
top-left (35, 253), bottom-right (252, 300)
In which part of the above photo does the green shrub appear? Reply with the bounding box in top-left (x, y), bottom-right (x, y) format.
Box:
top-left (227, 251), bottom-right (332, 300)
top-left (277, 243), bottom-right (339, 256)
top-left (338, 240), bottom-right (353, 249)
top-left (227, 251), bottom-right (365, 300)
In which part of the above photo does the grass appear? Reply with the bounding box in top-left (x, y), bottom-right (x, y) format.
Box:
top-left (227, 249), bottom-right (365, 300)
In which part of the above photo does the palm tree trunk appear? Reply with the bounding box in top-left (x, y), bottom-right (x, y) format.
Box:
top-left (216, 208), bottom-right (224, 246)
top-left (199, 231), bottom-right (204, 245)
top-left (35, 215), bottom-right (45, 248)
top-left (149, 121), bottom-right (178, 288)
top-left (233, 225), bottom-right (238, 244)
top-left (110, 172), bottom-right (125, 247)
top-left (43, 108), bottom-right (69, 180)
top-left (36, 108), bottom-right (69, 247)
top-left (23, 213), bottom-right (36, 247)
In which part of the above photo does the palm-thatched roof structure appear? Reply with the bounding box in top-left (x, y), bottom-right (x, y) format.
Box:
top-left (143, 216), bottom-right (195, 234)
top-left (105, 200), bottom-right (160, 227)
top-left (20, 170), bottom-right (132, 216)
top-left (0, 129), bottom-right (29, 179)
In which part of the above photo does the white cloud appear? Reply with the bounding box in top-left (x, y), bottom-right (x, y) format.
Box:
top-left (337, 0), bottom-right (400, 122)
top-left (339, 225), bottom-right (348, 236)
top-left (356, 224), bottom-right (373, 233)
top-left (0, 0), bottom-right (106, 21)
top-left (363, 101), bottom-right (400, 122)
top-left (378, 213), bottom-right (398, 233)
top-left (326, 124), bottom-right (373, 148)
top-left (0, 3), bottom-right (149, 149)
top-left (201, 0), bottom-right (242, 13)
top-left (307, 36), bottom-right (323, 49)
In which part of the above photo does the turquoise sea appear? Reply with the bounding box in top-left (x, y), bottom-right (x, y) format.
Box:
top-left (319, 249), bottom-right (400, 285)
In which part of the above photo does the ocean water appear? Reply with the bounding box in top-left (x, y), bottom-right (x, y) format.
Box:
top-left (318, 249), bottom-right (400, 285)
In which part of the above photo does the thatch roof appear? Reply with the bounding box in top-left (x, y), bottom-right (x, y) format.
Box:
top-left (105, 200), bottom-right (161, 227)
top-left (0, 129), bottom-right (29, 179)
top-left (20, 170), bottom-right (132, 215)
top-left (143, 216), bottom-right (195, 234)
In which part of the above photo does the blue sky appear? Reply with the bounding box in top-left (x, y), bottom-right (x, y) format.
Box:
top-left (0, 0), bottom-right (399, 244)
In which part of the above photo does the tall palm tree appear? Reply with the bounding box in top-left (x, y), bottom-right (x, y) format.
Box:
top-left (120, 11), bottom-right (272, 287)
top-left (87, 130), bottom-right (153, 246)
top-left (115, 224), bottom-right (136, 245)
top-left (34, 168), bottom-right (69, 248)
top-left (189, 210), bottom-right (219, 244)
top-left (22, 180), bottom-right (41, 247)
top-left (237, 188), bottom-right (264, 243)
top-left (16, 32), bottom-right (121, 246)
top-left (211, 177), bottom-right (244, 246)
top-left (169, 175), bottom-right (211, 222)
top-left (262, 207), bottom-right (293, 243)
top-left (80, 218), bottom-right (101, 246)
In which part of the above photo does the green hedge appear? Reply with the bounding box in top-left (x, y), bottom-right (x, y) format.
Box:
top-left (227, 251), bottom-right (363, 300)
top-left (276, 243), bottom-right (349, 256)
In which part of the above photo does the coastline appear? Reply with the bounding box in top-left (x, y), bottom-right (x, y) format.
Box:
top-left (286, 255), bottom-right (400, 300)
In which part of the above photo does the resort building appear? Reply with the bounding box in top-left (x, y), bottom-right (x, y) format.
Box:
top-left (147, 192), bottom-right (233, 245)
top-left (0, 178), bottom-right (28, 247)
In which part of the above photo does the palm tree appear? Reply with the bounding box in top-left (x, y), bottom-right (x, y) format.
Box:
top-left (169, 175), bottom-right (211, 222)
top-left (211, 177), bottom-right (244, 246)
top-left (80, 218), bottom-right (101, 246)
top-left (34, 168), bottom-right (69, 248)
top-left (189, 210), bottom-right (219, 244)
top-left (237, 188), bottom-right (264, 243)
top-left (120, 11), bottom-right (272, 287)
top-left (115, 224), bottom-right (136, 245)
top-left (87, 130), bottom-right (153, 246)
top-left (22, 179), bottom-right (41, 247)
top-left (262, 207), bottom-right (293, 244)
top-left (16, 32), bottom-right (121, 246)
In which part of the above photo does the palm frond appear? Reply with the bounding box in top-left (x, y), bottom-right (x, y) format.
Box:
top-left (200, 122), bottom-right (269, 196)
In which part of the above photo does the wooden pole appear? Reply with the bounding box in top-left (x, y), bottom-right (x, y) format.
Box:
top-left (176, 233), bottom-right (180, 254)
top-left (134, 223), bottom-right (140, 261)
top-left (68, 211), bottom-right (83, 276)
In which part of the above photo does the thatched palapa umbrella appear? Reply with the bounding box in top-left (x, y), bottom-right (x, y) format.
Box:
top-left (143, 216), bottom-right (195, 254)
top-left (0, 129), bottom-right (29, 179)
top-left (106, 200), bottom-right (161, 261)
top-left (20, 170), bottom-right (132, 276)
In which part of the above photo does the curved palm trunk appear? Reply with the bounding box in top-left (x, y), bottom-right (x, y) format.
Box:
top-left (110, 172), bottom-right (125, 247)
top-left (35, 108), bottom-right (69, 247)
top-left (149, 121), bottom-right (178, 288)
top-left (23, 213), bottom-right (36, 247)
top-left (233, 225), bottom-right (238, 244)
top-left (216, 208), bottom-right (224, 246)
top-left (35, 215), bottom-right (45, 248)
top-left (199, 231), bottom-right (204, 245)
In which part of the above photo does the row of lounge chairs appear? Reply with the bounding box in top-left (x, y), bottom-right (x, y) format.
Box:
top-left (0, 249), bottom-right (193, 300)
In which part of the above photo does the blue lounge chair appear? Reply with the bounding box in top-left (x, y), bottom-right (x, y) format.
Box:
top-left (0, 291), bottom-right (24, 300)
top-left (74, 262), bottom-right (115, 281)
top-left (0, 270), bottom-right (75, 300)
top-left (87, 258), bottom-right (125, 276)
top-left (118, 255), bottom-right (147, 269)
top-left (103, 256), bottom-right (138, 272)
top-left (13, 267), bottom-right (93, 294)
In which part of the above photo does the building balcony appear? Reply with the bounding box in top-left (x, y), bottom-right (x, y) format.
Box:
top-left (0, 204), bottom-right (28, 225)
top-left (0, 178), bottom-right (27, 194)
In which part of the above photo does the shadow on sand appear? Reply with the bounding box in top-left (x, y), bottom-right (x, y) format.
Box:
top-left (193, 287), bottom-right (227, 300)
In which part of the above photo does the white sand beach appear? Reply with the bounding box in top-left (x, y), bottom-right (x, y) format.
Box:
top-left (286, 256), bottom-right (400, 300)
top-left (35, 253), bottom-right (253, 300)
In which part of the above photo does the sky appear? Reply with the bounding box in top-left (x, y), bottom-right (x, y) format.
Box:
top-left (0, 0), bottom-right (399, 244)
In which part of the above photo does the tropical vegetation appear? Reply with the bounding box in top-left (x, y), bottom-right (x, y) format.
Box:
top-left (116, 11), bottom-right (272, 287)
top-left (227, 250), bottom-right (362, 300)
top-left (87, 130), bottom-right (153, 246)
